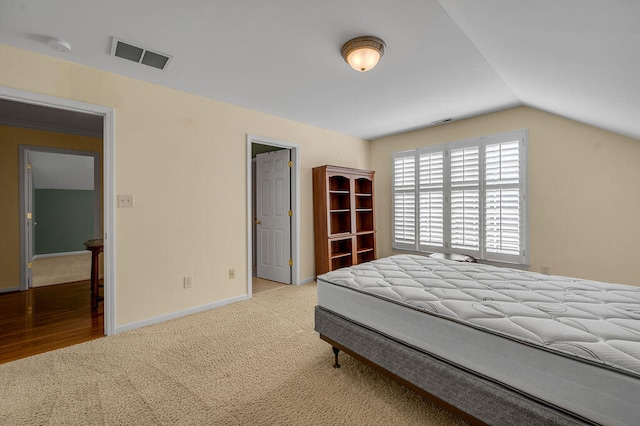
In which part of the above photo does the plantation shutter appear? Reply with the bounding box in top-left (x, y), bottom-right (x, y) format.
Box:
top-left (392, 151), bottom-right (417, 250)
top-left (418, 148), bottom-right (444, 249)
top-left (484, 132), bottom-right (526, 263)
top-left (391, 130), bottom-right (527, 264)
top-left (449, 144), bottom-right (480, 254)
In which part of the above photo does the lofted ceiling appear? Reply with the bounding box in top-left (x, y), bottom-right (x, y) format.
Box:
top-left (0, 1), bottom-right (638, 140)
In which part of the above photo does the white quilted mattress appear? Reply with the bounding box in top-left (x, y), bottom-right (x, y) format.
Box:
top-left (317, 254), bottom-right (640, 425)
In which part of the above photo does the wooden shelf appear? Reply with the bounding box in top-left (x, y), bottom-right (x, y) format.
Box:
top-left (331, 251), bottom-right (352, 259)
top-left (313, 165), bottom-right (376, 275)
top-left (357, 251), bottom-right (375, 264)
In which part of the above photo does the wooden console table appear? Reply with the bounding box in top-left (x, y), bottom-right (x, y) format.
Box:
top-left (84, 238), bottom-right (104, 310)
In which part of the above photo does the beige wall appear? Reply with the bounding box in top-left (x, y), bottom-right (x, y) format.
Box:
top-left (0, 44), bottom-right (369, 326)
top-left (371, 106), bottom-right (640, 287)
top-left (0, 125), bottom-right (102, 289)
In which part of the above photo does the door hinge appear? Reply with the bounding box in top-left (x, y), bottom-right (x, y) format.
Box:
top-left (288, 258), bottom-right (293, 266)
top-left (27, 212), bottom-right (32, 219)
top-left (28, 262), bottom-right (33, 269)
top-left (288, 161), bottom-right (293, 168)
top-left (288, 210), bottom-right (293, 217)
top-left (26, 163), bottom-right (32, 170)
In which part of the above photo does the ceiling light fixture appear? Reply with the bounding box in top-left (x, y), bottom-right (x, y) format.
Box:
top-left (341, 36), bottom-right (386, 72)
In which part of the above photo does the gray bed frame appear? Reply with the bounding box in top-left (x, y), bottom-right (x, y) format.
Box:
top-left (315, 305), bottom-right (595, 426)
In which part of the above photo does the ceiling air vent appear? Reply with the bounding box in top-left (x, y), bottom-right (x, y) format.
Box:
top-left (430, 117), bottom-right (454, 126)
top-left (110, 37), bottom-right (173, 70)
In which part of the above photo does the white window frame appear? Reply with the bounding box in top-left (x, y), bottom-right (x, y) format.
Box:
top-left (392, 130), bottom-right (528, 265)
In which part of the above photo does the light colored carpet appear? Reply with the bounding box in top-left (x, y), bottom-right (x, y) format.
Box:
top-left (32, 252), bottom-right (102, 287)
top-left (0, 283), bottom-right (466, 425)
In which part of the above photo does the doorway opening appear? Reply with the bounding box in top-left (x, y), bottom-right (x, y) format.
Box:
top-left (20, 146), bottom-right (102, 290)
top-left (0, 86), bottom-right (115, 359)
top-left (246, 135), bottom-right (300, 297)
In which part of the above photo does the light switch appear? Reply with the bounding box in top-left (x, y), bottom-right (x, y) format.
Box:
top-left (117, 194), bottom-right (134, 207)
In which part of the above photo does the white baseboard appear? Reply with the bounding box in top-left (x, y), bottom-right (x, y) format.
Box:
top-left (115, 294), bottom-right (249, 334)
top-left (0, 286), bottom-right (19, 293)
top-left (299, 276), bottom-right (316, 285)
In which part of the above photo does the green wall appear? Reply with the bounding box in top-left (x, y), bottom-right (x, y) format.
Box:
top-left (34, 189), bottom-right (94, 255)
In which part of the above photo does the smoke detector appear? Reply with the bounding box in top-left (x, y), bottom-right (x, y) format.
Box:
top-left (46, 37), bottom-right (72, 53)
top-left (110, 37), bottom-right (172, 70)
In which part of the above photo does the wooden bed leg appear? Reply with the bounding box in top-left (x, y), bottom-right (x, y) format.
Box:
top-left (332, 346), bottom-right (341, 368)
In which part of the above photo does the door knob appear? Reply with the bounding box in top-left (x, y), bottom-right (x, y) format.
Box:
top-left (255, 219), bottom-right (261, 225)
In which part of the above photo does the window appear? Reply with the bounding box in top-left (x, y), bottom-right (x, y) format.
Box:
top-left (392, 130), bottom-right (528, 264)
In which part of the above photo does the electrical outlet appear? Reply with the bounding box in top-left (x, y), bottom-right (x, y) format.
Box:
top-left (183, 276), bottom-right (193, 288)
top-left (117, 194), bottom-right (134, 208)
top-left (541, 265), bottom-right (551, 275)
top-left (228, 269), bottom-right (235, 279)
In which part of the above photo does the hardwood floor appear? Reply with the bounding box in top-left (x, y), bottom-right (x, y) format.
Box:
top-left (252, 277), bottom-right (287, 294)
top-left (0, 280), bottom-right (104, 364)
top-left (0, 278), bottom-right (286, 364)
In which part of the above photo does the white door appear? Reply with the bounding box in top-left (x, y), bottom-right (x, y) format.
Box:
top-left (256, 150), bottom-right (291, 284)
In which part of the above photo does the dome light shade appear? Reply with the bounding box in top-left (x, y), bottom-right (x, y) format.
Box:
top-left (341, 36), bottom-right (386, 72)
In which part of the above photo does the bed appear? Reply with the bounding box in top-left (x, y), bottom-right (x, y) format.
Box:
top-left (314, 254), bottom-right (640, 425)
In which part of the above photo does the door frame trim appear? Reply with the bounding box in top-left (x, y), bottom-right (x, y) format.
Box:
top-left (0, 85), bottom-right (116, 336)
top-left (246, 134), bottom-right (300, 297)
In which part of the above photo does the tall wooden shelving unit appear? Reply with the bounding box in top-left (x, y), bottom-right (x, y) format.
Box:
top-left (313, 165), bottom-right (376, 275)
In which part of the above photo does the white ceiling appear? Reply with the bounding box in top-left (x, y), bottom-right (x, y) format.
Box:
top-left (31, 152), bottom-right (94, 190)
top-left (0, 1), bottom-right (638, 140)
top-left (0, 98), bottom-right (103, 137)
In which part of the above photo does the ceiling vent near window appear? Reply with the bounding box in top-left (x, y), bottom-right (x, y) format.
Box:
top-left (431, 118), bottom-right (454, 126)
top-left (110, 37), bottom-right (172, 70)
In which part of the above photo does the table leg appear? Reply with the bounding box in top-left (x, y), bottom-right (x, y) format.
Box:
top-left (91, 250), bottom-right (100, 310)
